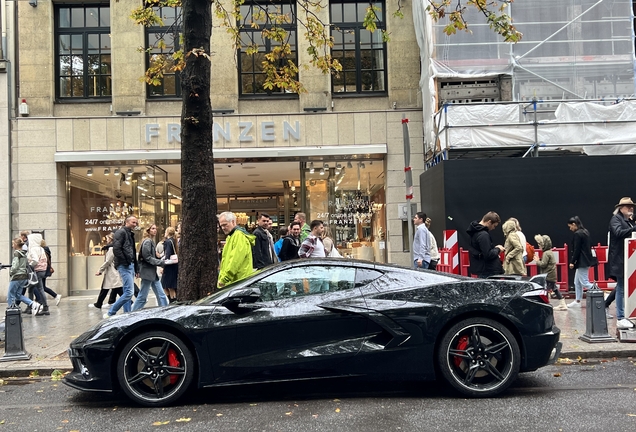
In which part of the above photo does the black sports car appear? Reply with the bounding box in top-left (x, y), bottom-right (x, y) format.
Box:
top-left (64, 259), bottom-right (561, 406)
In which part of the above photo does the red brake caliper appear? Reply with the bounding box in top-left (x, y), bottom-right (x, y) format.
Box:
top-left (167, 348), bottom-right (180, 385)
top-left (453, 336), bottom-right (469, 368)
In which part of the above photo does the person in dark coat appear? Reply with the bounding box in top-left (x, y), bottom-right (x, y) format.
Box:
top-left (279, 222), bottom-right (301, 261)
top-left (607, 197), bottom-right (636, 328)
top-left (252, 213), bottom-right (274, 269)
top-left (566, 216), bottom-right (595, 308)
top-left (161, 226), bottom-right (179, 302)
top-left (104, 215), bottom-right (139, 318)
top-left (466, 211), bottom-right (504, 278)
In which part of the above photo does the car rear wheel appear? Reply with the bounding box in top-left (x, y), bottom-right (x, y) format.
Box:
top-left (438, 317), bottom-right (520, 397)
top-left (117, 331), bottom-right (194, 407)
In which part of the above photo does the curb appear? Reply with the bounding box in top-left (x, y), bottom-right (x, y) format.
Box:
top-left (0, 368), bottom-right (71, 378)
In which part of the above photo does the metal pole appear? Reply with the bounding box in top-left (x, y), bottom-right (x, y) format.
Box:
top-left (402, 115), bottom-right (414, 265)
top-left (533, 98), bottom-right (539, 157)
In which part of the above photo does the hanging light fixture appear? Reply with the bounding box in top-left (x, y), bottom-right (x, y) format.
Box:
top-left (309, 162), bottom-right (314, 174)
top-left (360, 162), bottom-right (366, 169)
top-left (141, 172), bottom-right (147, 180)
top-left (319, 167), bottom-right (325, 175)
top-left (127, 168), bottom-right (133, 178)
top-left (87, 168), bottom-right (93, 177)
top-left (290, 181), bottom-right (295, 192)
top-left (335, 163), bottom-right (342, 175)
top-left (104, 168), bottom-right (110, 176)
top-left (147, 167), bottom-right (154, 179)
top-left (114, 168), bottom-right (120, 176)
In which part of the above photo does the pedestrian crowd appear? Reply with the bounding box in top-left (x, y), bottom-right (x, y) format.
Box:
top-left (457, 196), bottom-right (636, 328)
top-left (217, 211), bottom-right (341, 289)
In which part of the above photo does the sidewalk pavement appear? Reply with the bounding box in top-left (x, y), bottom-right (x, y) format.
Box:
top-left (0, 296), bottom-right (635, 377)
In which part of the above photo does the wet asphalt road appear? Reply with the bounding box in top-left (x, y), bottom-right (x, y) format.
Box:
top-left (1, 359), bottom-right (636, 431)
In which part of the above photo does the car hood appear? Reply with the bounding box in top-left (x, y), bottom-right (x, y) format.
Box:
top-left (73, 304), bottom-right (214, 344)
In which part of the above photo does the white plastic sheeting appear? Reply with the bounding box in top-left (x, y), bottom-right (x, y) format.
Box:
top-left (437, 100), bottom-right (636, 155)
top-left (412, 0), bottom-right (636, 155)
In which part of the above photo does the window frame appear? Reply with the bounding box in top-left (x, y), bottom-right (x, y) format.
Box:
top-left (237, 0), bottom-right (299, 99)
top-left (145, 5), bottom-right (183, 99)
top-left (330, 0), bottom-right (388, 97)
top-left (54, 4), bottom-right (112, 102)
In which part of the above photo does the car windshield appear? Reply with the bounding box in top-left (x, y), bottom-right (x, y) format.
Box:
top-left (191, 270), bottom-right (262, 305)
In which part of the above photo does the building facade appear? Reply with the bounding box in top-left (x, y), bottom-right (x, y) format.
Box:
top-left (4, 0), bottom-right (423, 300)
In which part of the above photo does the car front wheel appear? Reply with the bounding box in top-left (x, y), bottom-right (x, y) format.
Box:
top-left (438, 317), bottom-right (520, 397)
top-left (117, 331), bottom-right (194, 407)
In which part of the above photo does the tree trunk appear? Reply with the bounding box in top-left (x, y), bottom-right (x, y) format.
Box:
top-left (178, 0), bottom-right (218, 300)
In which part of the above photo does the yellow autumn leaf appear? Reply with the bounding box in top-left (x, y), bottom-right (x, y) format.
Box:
top-left (553, 373), bottom-right (561, 377)
top-left (176, 418), bottom-right (191, 422)
top-left (335, 408), bottom-right (341, 413)
top-left (152, 420), bottom-right (170, 425)
top-left (628, 414), bottom-right (636, 417)
top-left (61, 420), bottom-right (69, 423)
top-left (285, 412), bottom-right (292, 416)
top-left (216, 413), bottom-right (223, 417)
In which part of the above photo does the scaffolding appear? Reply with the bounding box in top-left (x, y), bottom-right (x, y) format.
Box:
top-left (412, 0), bottom-right (636, 157)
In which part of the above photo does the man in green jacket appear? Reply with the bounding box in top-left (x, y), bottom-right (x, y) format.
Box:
top-left (295, 212), bottom-right (311, 242)
top-left (218, 211), bottom-right (256, 288)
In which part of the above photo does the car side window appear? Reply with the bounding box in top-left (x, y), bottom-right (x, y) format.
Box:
top-left (355, 269), bottom-right (383, 288)
top-left (254, 266), bottom-right (356, 301)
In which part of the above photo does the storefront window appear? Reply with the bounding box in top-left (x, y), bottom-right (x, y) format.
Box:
top-left (302, 160), bottom-right (385, 262)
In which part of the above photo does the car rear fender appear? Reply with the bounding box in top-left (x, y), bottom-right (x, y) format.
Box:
top-left (432, 309), bottom-right (527, 376)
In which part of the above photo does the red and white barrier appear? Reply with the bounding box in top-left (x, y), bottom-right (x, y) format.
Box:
top-left (443, 230), bottom-right (459, 274)
top-left (624, 238), bottom-right (636, 319)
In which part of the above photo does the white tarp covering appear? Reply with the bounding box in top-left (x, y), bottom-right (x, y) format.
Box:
top-left (437, 100), bottom-right (636, 154)
top-left (412, 0), bottom-right (636, 156)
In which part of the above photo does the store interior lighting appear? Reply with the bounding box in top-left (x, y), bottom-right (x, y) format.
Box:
top-left (113, 168), bottom-right (120, 175)
top-left (319, 167), bottom-right (325, 175)
top-left (87, 168), bottom-right (93, 176)
top-left (290, 181), bottom-right (295, 191)
top-left (103, 168), bottom-right (110, 176)
top-left (141, 172), bottom-right (147, 180)
top-left (126, 168), bottom-right (133, 178)
top-left (147, 167), bottom-right (154, 179)
top-left (309, 162), bottom-right (314, 174)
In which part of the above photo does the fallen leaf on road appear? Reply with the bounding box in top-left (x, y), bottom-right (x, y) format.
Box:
top-left (553, 373), bottom-right (561, 377)
top-left (285, 412), bottom-right (292, 416)
top-left (333, 399), bottom-right (340, 402)
top-left (151, 421), bottom-right (170, 425)
top-left (216, 413), bottom-right (223, 417)
top-left (249, 403), bottom-right (258, 406)
top-left (36, 390), bottom-right (43, 393)
top-left (628, 414), bottom-right (636, 417)
top-left (175, 418), bottom-right (191, 422)
top-left (335, 408), bottom-right (341, 413)
top-left (312, 415), bottom-right (318, 419)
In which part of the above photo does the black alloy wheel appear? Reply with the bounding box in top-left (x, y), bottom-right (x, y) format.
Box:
top-left (117, 331), bottom-right (194, 407)
top-left (438, 317), bottom-right (520, 397)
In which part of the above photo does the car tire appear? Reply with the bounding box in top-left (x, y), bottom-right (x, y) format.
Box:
top-left (117, 330), bottom-right (195, 407)
top-left (437, 317), bottom-right (520, 397)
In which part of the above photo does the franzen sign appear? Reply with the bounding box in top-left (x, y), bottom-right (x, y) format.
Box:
top-left (145, 121), bottom-right (301, 144)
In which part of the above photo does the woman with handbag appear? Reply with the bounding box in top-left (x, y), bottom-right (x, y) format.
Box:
top-left (91, 233), bottom-right (123, 309)
top-left (26, 233), bottom-right (49, 315)
top-left (161, 226), bottom-right (179, 303)
top-left (133, 224), bottom-right (170, 311)
top-left (567, 216), bottom-right (595, 308)
top-left (8, 237), bottom-right (43, 316)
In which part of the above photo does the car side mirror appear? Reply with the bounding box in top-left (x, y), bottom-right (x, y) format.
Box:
top-left (222, 288), bottom-right (262, 314)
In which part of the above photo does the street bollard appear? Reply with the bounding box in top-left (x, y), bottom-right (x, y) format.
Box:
top-left (0, 305), bottom-right (32, 362)
top-left (579, 283), bottom-right (617, 343)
